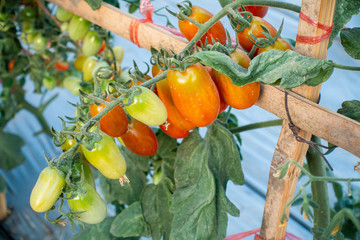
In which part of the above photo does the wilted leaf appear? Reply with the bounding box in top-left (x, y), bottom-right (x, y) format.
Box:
top-left (110, 202), bottom-right (149, 238)
top-left (337, 100), bottom-right (360, 122)
top-left (340, 28), bottom-right (360, 59)
top-left (0, 131), bottom-right (26, 170)
top-left (186, 50), bottom-right (334, 89)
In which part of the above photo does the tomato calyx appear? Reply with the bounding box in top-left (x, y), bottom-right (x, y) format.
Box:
top-left (166, 0), bottom-right (193, 21)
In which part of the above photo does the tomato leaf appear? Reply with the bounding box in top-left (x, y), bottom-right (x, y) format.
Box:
top-left (170, 131), bottom-right (217, 240)
top-left (337, 100), bottom-right (360, 122)
top-left (187, 50), bottom-right (334, 89)
top-left (340, 28), bottom-right (360, 59)
top-left (329, 0), bottom-right (360, 47)
top-left (84, 0), bottom-right (102, 10)
top-left (0, 174), bottom-right (6, 193)
top-left (156, 131), bottom-right (177, 181)
top-left (0, 131), bottom-right (25, 170)
top-left (110, 201), bottom-right (150, 238)
top-left (122, 147), bottom-right (150, 172)
top-left (73, 217), bottom-right (121, 240)
top-left (141, 180), bottom-right (174, 240)
top-left (99, 160), bottom-right (147, 205)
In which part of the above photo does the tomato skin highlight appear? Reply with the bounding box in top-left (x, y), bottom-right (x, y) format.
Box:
top-left (212, 49), bottom-right (260, 110)
top-left (81, 132), bottom-right (127, 179)
top-left (156, 78), bottom-right (195, 131)
top-left (237, 16), bottom-right (277, 53)
top-left (244, 5), bottom-right (269, 18)
top-left (89, 97), bottom-right (128, 137)
top-left (255, 38), bottom-right (293, 56)
top-left (119, 118), bottom-right (158, 156)
top-left (178, 6), bottom-right (226, 46)
top-left (67, 183), bottom-right (107, 224)
top-left (30, 167), bottom-right (65, 212)
top-left (160, 121), bottom-right (189, 139)
top-left (167, 63), bottom-right (220, 127)
top-left (125, 86), bottom-right (167, 127)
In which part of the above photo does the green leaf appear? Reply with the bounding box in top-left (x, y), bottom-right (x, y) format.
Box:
top-left (0, 174), bottom-right (6, 192)
top-left (110, 202), bottom-right (149, 238)
top-left (187, 50), bottom-right (334, 90)
top-left (329, 0), bottom-right (360, 47)
top-left (73, 217), bottom-right (117, 240)
top-left (121, 147), bottom-right (150, 172)
top-left (141, 180), bottom-right (174, 240)
top-left (170, 131), bottom-right (217, 240)
top-left (99, 161), bottom-right (147, 205)
top-left (337, 100), bottom-right (360, 122)
top-left (84, 0), bottom-right (102, 10)
top-left (103, 0), bottom-right (119, 7)
top-left (156, 131), bottom-right (178, 181)
top-left (332, 182), bottom-right (343, 203)
top-left (0, 131), bottom-right (25, 170)
top-left (340, 28), bottom-right (360, 59)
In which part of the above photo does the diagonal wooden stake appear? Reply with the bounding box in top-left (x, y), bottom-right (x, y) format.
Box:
top-left (259, 0), bottom-right (336, 239)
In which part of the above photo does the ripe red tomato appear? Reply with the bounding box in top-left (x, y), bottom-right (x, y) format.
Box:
top-left (204, 66), bottom-right (228, 113)
top-left (178, 6), bottom-right (226, 46)
top-left (233, 1), bottom-right (269, 18)
top-left (156, 77), bottom-right (195, 131)
top-left (237, 16), bottom-right (277, 53)
top-left (255, 37), bottom-right (293, 56)
top-left (98, 40), bottom-right (106, 54)
top-left (167, 63), bottom-right (220, 127)
top-left (212, 49), bottom-right (260, 109)
top-left (119, 118), bottom-right (158, 156)
top-left (89, 97), bottom-right (128, 137)
top-left (160, 121), bottom-right (189, 139)
top-left (54, 60), bottom-right (69, 71)
top-left (8, 59), bottom-right (14, 72)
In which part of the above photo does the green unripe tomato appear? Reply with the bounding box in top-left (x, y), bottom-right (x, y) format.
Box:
top-left (125, 86), bottom-right (168, 126)
top-left (82, 56), bottom-right (97, 82)
top-left (81, 132), bottom-right (127, 179)
top-left (67, 183), bottom-right (107, 224)
top-left (82, 30), bottom-right (102, 57)
top-left (20, 6), bottom-right (36, 20)
top-left (60, 22), bottom-right (69, 31)
top-left (33, 34), bottom-right (47, 53)
top-left (42, 76), bottom-right (56, 90)
top-left (63, 76), bottom-right (82, 96)
top-left (68, 15), bottom-right (91, 41)
top-left (105, 46), bottom-right (124, 64)
top-left (55, 7), bottom-right (73, 22)
top-left (30, 167), bottom-right (65, 212)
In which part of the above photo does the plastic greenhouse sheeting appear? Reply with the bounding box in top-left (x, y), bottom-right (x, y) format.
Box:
top-left (1, 0), bottom-right (360, 239)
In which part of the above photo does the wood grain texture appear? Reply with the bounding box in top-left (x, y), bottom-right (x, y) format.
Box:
top-left (259, 0), bottom-right (336, 239)
top-left (0, 193), bottom-right (10, 221)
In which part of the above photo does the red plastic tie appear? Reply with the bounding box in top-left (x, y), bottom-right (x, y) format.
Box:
top-left (223, 228), bottom-right (304, 240)
top-left (296, 11), bottom-right (333, 44)
top-left (129, 0), bottom-right (154, 47)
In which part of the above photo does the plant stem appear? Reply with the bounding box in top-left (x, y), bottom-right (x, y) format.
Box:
top-left (230, 119), bottom-right (282, 133)
top-left (332, 63), bottom-right (360, 71)
top-left (22, 99), bottom-right (52, 136)
top-left (306, 136), bottom-right (330, 234)
top-left (219, 0), bottom-right (301, 13)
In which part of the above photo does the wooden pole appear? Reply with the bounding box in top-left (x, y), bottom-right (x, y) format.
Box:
top-left (259, 0), bottom-right (336, 239)
top-left (0, 193), bottom-right (9, 221)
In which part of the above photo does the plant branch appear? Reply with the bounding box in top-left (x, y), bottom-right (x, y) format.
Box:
top-left (332, 63), bottom-right (360, 71)
top-left (219, 0), bottom-right (301, 13)
top-left (230, 119), bottom-right (282, 133)
top-left (21, 99), bottom-right (52, 136)
top-left (306, 135), bottom-right (330, 230)
top-left (36, 0), bottom-right (62, 28)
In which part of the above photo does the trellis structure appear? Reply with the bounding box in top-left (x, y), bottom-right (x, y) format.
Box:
top-left (42, 0), bottom-right (360, 239)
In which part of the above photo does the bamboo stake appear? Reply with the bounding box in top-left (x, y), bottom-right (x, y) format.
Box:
top-left (0, 193), bottom-right (10, 221)
top-left (259, 0), bottom-right (336, 239)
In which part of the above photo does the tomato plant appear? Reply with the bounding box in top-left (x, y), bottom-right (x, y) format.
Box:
top-left (55, 7), bottom-right (73, 22)
top-left (233, 0), bottom-right (269, 18)
top-left (74, 55), bottom-right (87, 71)
top-left (212, 49), bottom-right (260, 109)
top-left (63, 76), bottom-right (82, 96)
top-left (54, 60), bottom-right (70, 71)
top-left (237, 16), bottom-right (277, 52)
top-left (81, 132), bottom-right (127, 179)
top-left (32, 34), bottom-right (47, 53)
top-left (71, 158), bottom-right (96, 188)
top-left (82, 56), bottom-right (98, 82)
top-left (124, 86), bottom-right (167, 126)
top-left (89, 97), bottom-right (128, 137)
top-left (67, 183), bottom-right (107, 224)
top-left (178, 5), bottom-right (226, 46)
top-left (167, 63), bottom-right (220, 127)
top-left (119, 118), bottom-right (158, 156)
top-left (42, 76), bottom-right (57, 90)
top-left (255, 37), bottom-right (293, 56)
top-left (30, 167), bottom-right (65, 212)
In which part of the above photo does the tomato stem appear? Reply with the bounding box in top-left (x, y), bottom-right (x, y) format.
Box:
top-left (22, 99), bottom-right (52, 136)
top-left (219, 0), bottom-right (301, 13)
top-left (306, 136), bottom-right (330, 230)
top-left (230, 119), bottom-right (282, 133)
top-left (332, 63), bottom-right (360, 71)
